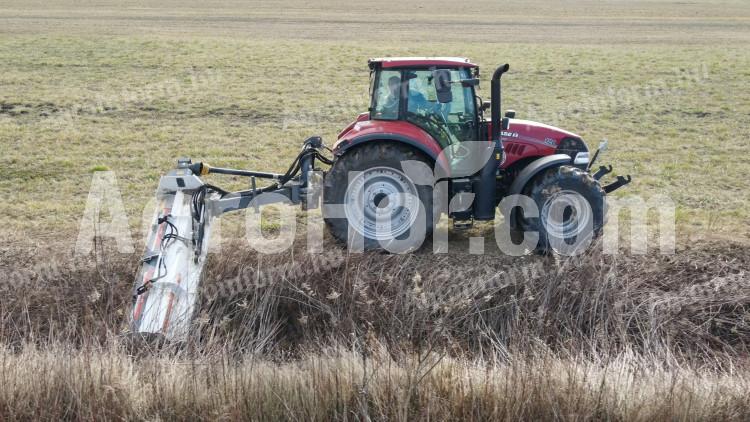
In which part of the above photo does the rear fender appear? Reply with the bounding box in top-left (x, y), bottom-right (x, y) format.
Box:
top-left (335, 133), bottom-right (449, 177)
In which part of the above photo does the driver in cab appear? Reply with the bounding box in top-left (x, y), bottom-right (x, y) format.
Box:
top-left (378, 75), bottom-right (433, 119)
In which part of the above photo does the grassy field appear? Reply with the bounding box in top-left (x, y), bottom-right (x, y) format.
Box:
top-left (1, 0), bottom-right (749, 245)
top-left (1, 0), bottom-right (750, 420)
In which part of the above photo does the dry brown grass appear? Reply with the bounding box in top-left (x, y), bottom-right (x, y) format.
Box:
top-left (0, 344), bottom-right (748, 421)
top-left (1, 238), bottom-right (749, 419)
top-left (4, 240), bottom-right (749, 360)
top-left (3, 238), bottom-right (749, 355)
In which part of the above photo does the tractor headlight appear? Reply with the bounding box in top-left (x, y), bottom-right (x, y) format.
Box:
top-left (573, 152), bottom-right (590, 165)
top-left (556, 136), bottom-right (589, 168)
top-left (556, 136), bottom-right (587, 156)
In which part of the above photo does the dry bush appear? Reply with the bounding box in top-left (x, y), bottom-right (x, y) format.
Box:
top-left (192, 239), bottom-right (749, 364)
top-left (0, 243), bottom-right (137, 348)
top-left (1, 239), bottom-right (748, 363)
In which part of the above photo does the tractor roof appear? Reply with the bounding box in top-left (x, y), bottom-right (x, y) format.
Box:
top-left (368, 57), bottom-right (478, 69)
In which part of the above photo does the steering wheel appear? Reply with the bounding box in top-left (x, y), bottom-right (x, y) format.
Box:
top-left (406, 111), bottom-right (455, 145)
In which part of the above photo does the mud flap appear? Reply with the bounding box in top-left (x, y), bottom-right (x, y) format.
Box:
top-left (129, 188), bottom-right (215, 342)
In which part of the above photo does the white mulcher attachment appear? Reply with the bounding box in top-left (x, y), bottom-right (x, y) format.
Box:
top-left (129, 137), bottom-right (330, 342)
top-left (130, 167), bottom-right (219, 342)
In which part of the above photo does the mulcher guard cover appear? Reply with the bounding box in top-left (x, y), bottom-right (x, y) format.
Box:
top-left (130, 171), bottom-right (219, 341)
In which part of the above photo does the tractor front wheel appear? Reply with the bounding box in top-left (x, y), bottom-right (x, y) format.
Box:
top-left (323, 143), bottom-right (434, 252)
top-left (516, 165), bottom-right (606, 254)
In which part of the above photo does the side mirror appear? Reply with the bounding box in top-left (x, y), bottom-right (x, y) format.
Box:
top-left (432, 69), bottom-right (453, 103)
top-left (504, 109), bottom-right (516, 118)
top-left (480, 101), bottom-right (491, 112)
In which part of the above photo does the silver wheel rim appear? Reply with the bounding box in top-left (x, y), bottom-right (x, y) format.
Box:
top-left (540, 190), bottom-right (593, 239)
top-left (344, 166), bottom-right (420, 241)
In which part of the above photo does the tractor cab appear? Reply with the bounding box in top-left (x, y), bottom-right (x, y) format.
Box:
top-left (368, 57), bottom-right (481, 148)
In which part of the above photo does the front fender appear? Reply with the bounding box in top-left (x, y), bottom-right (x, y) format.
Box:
top-left (509, 154), bottom-right (572, 195)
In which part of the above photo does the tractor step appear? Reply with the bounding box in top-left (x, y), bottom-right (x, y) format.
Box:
top-left (453, 219), bottom-right (474, 230)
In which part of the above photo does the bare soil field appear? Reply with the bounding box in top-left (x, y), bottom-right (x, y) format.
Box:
top-left (1, 0), bottom-right (750, 420)
top-left (1, 0), bottom-right (749, 45)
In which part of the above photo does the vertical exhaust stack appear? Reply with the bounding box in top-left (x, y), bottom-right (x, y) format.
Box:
top-left (474, 63), bottom-right (510, 220)
top-left (490, 63), bottom-right (510, 147)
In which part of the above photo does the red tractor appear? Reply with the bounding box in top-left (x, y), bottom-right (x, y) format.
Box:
top-left (131, 57), bottom-right (630, 340)
top-left (322, 57), bottom-right (629, 251)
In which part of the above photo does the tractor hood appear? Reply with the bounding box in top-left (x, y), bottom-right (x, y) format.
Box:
top-left (498, 118), bottom-right (587, 168)
top-left (502, 118), bottom-right (581, 144)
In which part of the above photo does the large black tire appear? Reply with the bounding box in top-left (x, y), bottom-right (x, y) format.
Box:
top-left (323, 143), bottom-right (434, 252)
top-left (516, 165), bottom-right (606, 254)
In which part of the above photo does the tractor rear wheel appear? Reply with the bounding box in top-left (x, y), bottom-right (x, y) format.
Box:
top-left (516, 165), bottom-right (606, 254)
top-left (323, 143), bottom-right (434, 252)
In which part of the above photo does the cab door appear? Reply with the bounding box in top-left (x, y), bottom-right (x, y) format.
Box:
top-left (403, 68), bottom-right (478, 149)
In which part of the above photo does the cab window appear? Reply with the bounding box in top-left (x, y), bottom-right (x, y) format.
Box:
top-left (372, 70), bottom-right (401, 120)
top-left (404, 68), bottom-right (477, 147)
